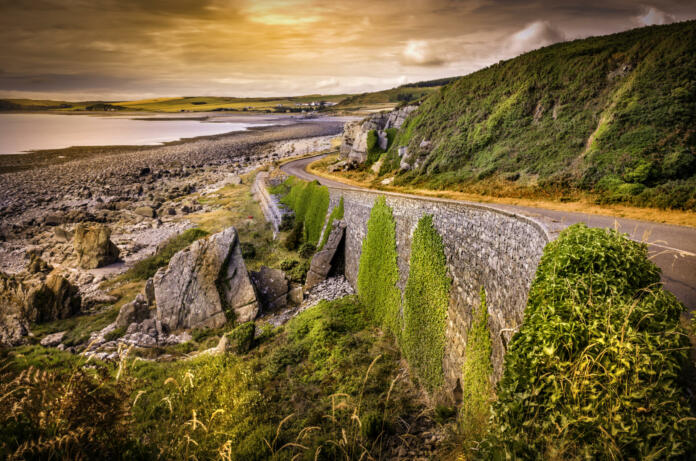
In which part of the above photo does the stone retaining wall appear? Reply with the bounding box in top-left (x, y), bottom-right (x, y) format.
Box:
top-left (252, 172), bottom-right (286, 236)
top-left (325, 187), bottom-right (550, 393)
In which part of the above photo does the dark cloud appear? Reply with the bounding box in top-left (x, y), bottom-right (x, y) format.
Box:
top-left (0, 0), bottom-right (694, 98)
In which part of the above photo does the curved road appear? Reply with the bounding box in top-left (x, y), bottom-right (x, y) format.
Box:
top-left (282, 154), bottom-right (696, 310)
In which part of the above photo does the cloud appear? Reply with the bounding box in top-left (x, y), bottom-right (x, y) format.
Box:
top-left (316, 77), bottom-right (339, 89)
top-left (634, 6), bottom-right (676, 26)
top-left (400, 40), bottom-right (447, 66)
top-left (506, 20), bottom-right (566, 56)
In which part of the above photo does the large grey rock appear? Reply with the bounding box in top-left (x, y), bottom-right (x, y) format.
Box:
top-left (40, 331), bottom-right (66, 347)
top-left (115, 294), bottom-right (150, 328)
top-left (251, 266), bottom-right (288, 311)
top-left (24, 272), bottom-right (81, 323)
top-left (154, 227), bottom-right (259, 330)
top-left (134, 206), bottom-right (156, 218)
top-left (73, 223), bottom-right (120, 269)
top-left (305, 220), bottom-right (346, 291)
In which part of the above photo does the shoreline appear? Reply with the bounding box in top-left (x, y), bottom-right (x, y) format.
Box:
top-left (0, 113), bottom-right (351, 173)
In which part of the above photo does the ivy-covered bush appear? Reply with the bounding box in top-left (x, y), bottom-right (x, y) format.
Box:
top-left (357, 196), bottom-right (401, 338)
top-left (484, 223), bottom-right (695, 459)
top-left (459, 287), bottom-right (493, 438)
top-left (318, 197), bottom-right (344, 250)
top-left (402, 215), bottom-right (450, 391)
top-left (280, 179), bottom-right (330, 246)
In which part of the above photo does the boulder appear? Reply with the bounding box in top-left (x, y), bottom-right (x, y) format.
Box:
top-left (0, 273), bottom-right (30, 346)
top-left (154, 227), bottom-right (259, 331)
top-left (40, 331), bottom-right (66, 347)
top-left (134, 206), bottom-right (156, 218)
top-left (53, 226), bottom-right (72, 242)
top-left (115, 293), bottom-right (150, 328)
top-left (24, 272), bottom-right (81, 323)
top-left (288, 285), bottom-right (304, 305)
top-left (251, 266), bottom-right (288, 311)
top-left (305, 220), bottom-right (346, 291)
top-left (377, 130), bottom-right (389, 151)
top-left (73, 223), bottom-right (120, 269)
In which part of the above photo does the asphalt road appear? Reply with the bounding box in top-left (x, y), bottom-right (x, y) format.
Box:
top-left (282, 155), bottom-right (696, 310)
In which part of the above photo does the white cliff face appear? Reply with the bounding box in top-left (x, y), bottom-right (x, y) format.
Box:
top-left (340, 106), bottom-right (418, 164)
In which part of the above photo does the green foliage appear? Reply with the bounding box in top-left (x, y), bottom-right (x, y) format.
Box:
top-left (283, 219), bottom-right (304, 251)
top-left (402, 215), bottom-right (450, 391)
top-left (117, 228), bottom-right (209, 282)
top-left (484, 223), bottom-right (695, 459)
top-left (126, 296), bottom-right (423, 460)
top-left (225, 322), bottom-right (255, 354)
top-left (357, 196), bottom-right (402, 338)
top-left (318, 197), bottom-right (344, 251)
top-left (366, 130), bottom-right (382, 164)
top-left (281, 179), bottom-right (330, 246)
top-left (459, 288), bottom-right (493, 439)
top-left (298, 242), bottom-right (316, 259)
top-left (382, 21), bottom-right (696, 210)
top-left (0, 348), bottom-right (148, 459)
top-left (104, 326), bottom-right (127, 342)
top-left (240, 242), bottom-right (256, 259)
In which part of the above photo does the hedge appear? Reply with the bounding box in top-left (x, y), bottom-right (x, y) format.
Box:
top-left (402, 215), bottom-right (450, 391)
top-left (483, 223), bottom-right (695, 459)
top-left (357, 196), bottom-right (401, 338)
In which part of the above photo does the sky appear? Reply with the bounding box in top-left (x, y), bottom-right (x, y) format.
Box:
top-left (1, 0), bottom-right (695, 101)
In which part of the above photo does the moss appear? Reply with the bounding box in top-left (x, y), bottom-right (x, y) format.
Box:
top-left (402, 215), bottom-right (450, 391)
top-left (318, 197), bottom-right (344, 250)
top-left (225, 322), bottom-right (255, 354)
top-left (357, 196), bottom-right (402, 338)
top-left (459, 287), bottom-right (493, 438)
top-left (484, 224), bottom-right (695, 459)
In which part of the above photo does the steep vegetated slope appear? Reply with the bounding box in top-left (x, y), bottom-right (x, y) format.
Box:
top-left (383, 21), bottom-right (696, 210)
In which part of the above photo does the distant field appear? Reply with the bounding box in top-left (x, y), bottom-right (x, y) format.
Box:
top-left (114, 95), bottom-right (350, 112)
top-left (0, 77), bottom-right (459, 114)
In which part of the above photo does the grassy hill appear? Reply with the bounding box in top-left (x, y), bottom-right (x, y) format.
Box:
top-left (115, 95), bottom-right (350, 112)
top-left (381, 21), bottom-right (696, 211)
top-left (331, 77), bottom-right (457, 112)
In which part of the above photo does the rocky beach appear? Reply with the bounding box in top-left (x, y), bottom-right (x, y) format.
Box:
top-left (0, 116), bottom-right (343, 347)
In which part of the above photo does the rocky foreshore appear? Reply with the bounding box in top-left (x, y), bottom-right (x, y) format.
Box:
top-left (0, 118), bottom-right (342, 347)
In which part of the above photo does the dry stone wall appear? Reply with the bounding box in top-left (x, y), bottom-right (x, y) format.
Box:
top-left (325, 187), bottom-right (550, 392)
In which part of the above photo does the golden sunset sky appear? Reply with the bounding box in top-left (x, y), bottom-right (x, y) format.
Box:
top-left (1, 0), bottom-right (695, 100)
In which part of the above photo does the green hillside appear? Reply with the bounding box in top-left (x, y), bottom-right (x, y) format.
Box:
top-left (382, 21), bottom-right (696, 211)
top-left (331, 78), bottom-right (457, 112)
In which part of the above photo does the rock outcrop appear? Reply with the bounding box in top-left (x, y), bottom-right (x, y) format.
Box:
top-left (154, 227), bottom-right (259, 330)
top-left (115, 293), bottom-right (150, 328)
top-left (73, 223), bottom-right (120, 269)
top-left (305, 220), bottom-right (346, 291)
top-left (24, 272), bottom-right (81, 323)
top-left (339, 105), bottom-right (417, 164)
top-left (251, 266), bottom-right (288, 311)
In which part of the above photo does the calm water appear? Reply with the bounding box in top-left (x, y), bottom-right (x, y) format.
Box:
top-left (0, 113), bottom-right (270, 155)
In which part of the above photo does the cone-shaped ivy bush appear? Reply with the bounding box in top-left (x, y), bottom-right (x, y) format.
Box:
top-left (403, 215), bottom-right (450, 391)
top-left (484, 223), bottom-right (695, 459)
top-left (460, 287), bottom-right (493, 437)
top-left (357, 196), bottom-right (401, 338)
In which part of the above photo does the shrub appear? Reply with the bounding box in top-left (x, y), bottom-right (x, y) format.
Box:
top-left (283, 219), bottom-right (304, 251)
top-left (459, 287), bottom-right (493, 439)
top-left (484, 224), bottom-right (695, 459)
top-left (298, 242), bottom-right (316, 259)
top-left (318, 197), bottom-right (344, 250)
top-left (366, 130), bottom-right (383, 164)
top-left (301, 183), bottom-right (330, 246)
top-left (287, 260), bottom-right (310, 284)
top-left (240, 242), bottom-right (256, 259)
top-left (104, 326), bottom-right (127, 342)
top-left (357, 196), bottom-right (401, 338)
top-left (280, 179), bottom-right (330, 246)
top-left (402, 215), bottom-right (450, 391)
top-left (279, 259), bottom-right (299, 271)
